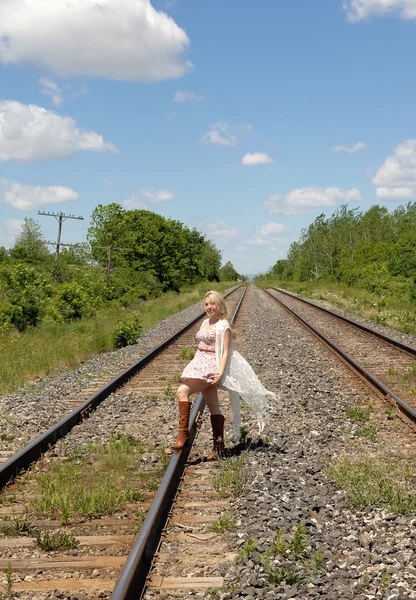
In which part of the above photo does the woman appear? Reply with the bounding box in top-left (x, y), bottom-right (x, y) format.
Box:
top-left (172, 290), bottom-right (278, 460)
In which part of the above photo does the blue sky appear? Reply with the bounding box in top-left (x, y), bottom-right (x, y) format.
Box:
top-left (0, 0), bottom-right (415, 275)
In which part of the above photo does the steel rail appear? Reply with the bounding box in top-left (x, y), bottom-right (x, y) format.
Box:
top-left (110, 286), bottom-right (248, 600)
top-left (264, 288), bottom-right (416, 425)
top-left (0, 286), bottom-right (241, 490)
top-left (272, 287), bottom-right (416, 356)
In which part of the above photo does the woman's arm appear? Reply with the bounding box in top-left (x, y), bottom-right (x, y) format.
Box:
top-left (210, 328), bottom-right (231, 387)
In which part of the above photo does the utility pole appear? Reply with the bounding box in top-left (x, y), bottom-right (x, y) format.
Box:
top-left (94, 246), bottom-right (129, 275)
top-left (38, 211), bottom-right (84, 257)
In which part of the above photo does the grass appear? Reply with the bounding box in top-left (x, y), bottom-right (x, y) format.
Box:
top-left (388, 362), bottom-right (416, 386)
top-left (36, 532), bottom-right (79, 551)
top-left (1, 563), bottom-right (13, 599)
top-left (0, 281), bottom-right (233, 395)
top-left (179, 347), bottom-right (195, 360)
top-left (236, 539), bottom-right (259, 562)
top-left (208, 512), bottom-right (236, 532)
top-left (213, 456), bottom-right (245, 498)
top-left (346, 404), bottom-right (372, 422)
top-left (328, 455), bottom-right (416, 514)
top-left (274, 524), bottom-right (309, 558)
top-left (256, 279), bottom-right (416, 336)
top-left (356, 425), bottom-right (377, 440)
top-left (235, 523), bottom-right (325, 588)
top-left (0, 433), bottom-right (15, 442)
top-left (28, 434), bottom-right (165, 523)
top-left (0, 516), bottom-right (33, 537)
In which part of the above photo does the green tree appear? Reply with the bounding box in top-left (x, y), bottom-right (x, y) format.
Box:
top-left (10, 218), bottom-right (50, 263)
top-left (88, 206), bottom-right (221, 289)
top-left (219, 261), bottom-right (240, 281)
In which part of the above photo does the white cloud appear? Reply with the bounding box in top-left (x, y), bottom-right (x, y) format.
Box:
top-left (0, 0), bottom-right (192, 81)
top-left (332, 142), bottom-right (367, 153)
top-left (376, 187), bottom-right (416, 200)
top-left (207, 221), bottom-right (238, 240)
top-left (258, 222), bottom-right (287, 236)
top-left (343, 0), bottom-right (416, 21)
top-left (39, 77), bottom-right (63, 106)
top-left (241, 152), bottom-right (274, 166)
top-left (0, 179), bottom-right (79, 210)
top-left (140, 188), bottom-right (175, 203)
top-left (247, 222), bottom-right (287, 247)
top-left (173, 91), bottom-right (203, 103)
top-left (372, 139), bottom-right (416, 190)
top-left (0, 219), bottom-right (24, 248)
top-left (201, 122), bottom-right (237, 147)
top-left (0, 101), bottom-right (118, 163)
top-left (123, 196), bottom-right (148, 210)
top-left (103, 178), bottom-right (113, 186)
top-left (123, 188), bottom-right (174, 209)
top-left (264, 187), bottom-right (362, 215)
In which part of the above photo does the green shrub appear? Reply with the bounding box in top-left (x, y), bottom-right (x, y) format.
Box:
top-left (113, 316), bottom-right (144, 348)
top-left (55, 283), bottom-right (90, 320)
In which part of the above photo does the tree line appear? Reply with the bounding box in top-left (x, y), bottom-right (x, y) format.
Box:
top-left (0, 204), bottom-right (241, 334)
top-left (260, 203), bottom-right (416, 301)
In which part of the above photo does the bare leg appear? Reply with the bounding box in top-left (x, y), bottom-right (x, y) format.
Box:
top-left (202, 385), bottom-right (221, 415)
top-left (177, 379), bottom-right (210, 403)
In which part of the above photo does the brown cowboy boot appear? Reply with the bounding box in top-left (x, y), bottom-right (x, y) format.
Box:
top-left (171, 401), bottom-right (191, 451)
top-left (205, 414), bottom-right (225, 462)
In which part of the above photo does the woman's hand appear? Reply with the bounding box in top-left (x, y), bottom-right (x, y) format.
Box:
top-left (208, 373), bottom-right (222, 387)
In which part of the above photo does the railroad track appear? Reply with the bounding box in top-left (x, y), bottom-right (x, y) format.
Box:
top-left (0, 286), bottom-right (244, 598)
top-left (265, 287), bottom-right (416, 428)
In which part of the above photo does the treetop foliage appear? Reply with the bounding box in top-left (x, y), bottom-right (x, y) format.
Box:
top-left (0, 205), bottom-right (239, 336)
top-left (260, 202), bottom-right (416, 301)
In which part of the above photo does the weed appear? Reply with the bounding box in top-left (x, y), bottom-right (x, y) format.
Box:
top-left (2, 562), bottom-right (13, 599)
top-left (385, 405), bottom-right (396, 417)
top-left (346, 404), bottom-right (372, 422)
top-left (312, 552), bottom-right (325, 572)
top-left (180, 347), bottom-right (195, 360)
top-left (236, 539), bottom-right (259, 561)
top-left (0, 433), bottom-right (15, 442)
top-left (0, 516), bottom-right (33, 536)
top-left (379, 572), bottom-right (391, 592)
top-left (356, 425), bottom-right (377, 440)
top-left (291, 524), bottom-right (308, 557)
top-left (208, 512), bottom-right (236, 532)
top-left (261, 550), bottom-right (300, 585)
top-left (132, 508), bottom-right (147, 534)
top-left (31, 434), bottom-right (162, 523)
top-left (213, 456), bottom-right (245, 498)
top-left (145, 481), bottom-right (160, 491)
top-left (239, 425), bottom-right (249, 445)
top-left (163, 381), bottom-right (173, 400)
top-left (36, 532), bottom-right (79, 551)
top-left (274, 524), bottom-right (308, 558)
top-left (328, 456), bottom-right (416, 514)
top-left (0, 414), bottom-right (18, 425)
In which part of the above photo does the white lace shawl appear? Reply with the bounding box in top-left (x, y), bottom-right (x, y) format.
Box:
top-left (208, 318), bottom-right (279, 442)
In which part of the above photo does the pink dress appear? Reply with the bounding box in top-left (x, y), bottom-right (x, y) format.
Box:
top-left (180, 322), bottom-right (217, 383)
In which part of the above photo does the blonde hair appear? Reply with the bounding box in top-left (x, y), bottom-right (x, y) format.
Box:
top-left (204, 290), bottom-right (229, 321)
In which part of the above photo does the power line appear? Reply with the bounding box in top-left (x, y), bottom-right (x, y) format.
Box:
top-left (38, 211), bottom-right (84, 257)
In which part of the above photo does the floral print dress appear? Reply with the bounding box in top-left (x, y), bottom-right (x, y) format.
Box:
top-left (180, 322), bottom-right (217, 383)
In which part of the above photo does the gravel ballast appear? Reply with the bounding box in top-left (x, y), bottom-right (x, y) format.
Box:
top-left (216, 286), bottom-right (416, 600)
